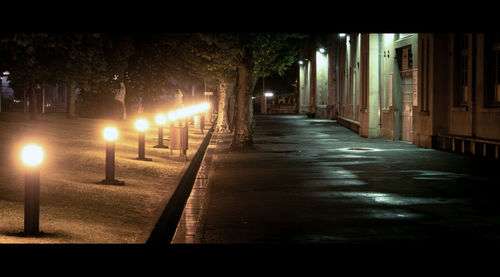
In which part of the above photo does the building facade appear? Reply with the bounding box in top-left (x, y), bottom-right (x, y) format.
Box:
top-left (298, 33), bottom-right (500, 159)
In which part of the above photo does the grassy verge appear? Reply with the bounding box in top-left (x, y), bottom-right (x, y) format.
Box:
top-left (0, 112), bottom-right (209, 243)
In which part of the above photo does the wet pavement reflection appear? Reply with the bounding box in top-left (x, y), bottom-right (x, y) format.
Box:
top-left (174, 115), bottom-right (500, 244)
top-left (171, 142), bottom-right (214, 244)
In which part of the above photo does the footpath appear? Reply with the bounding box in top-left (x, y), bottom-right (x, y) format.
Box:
top-left (172, 114), bottom-right (500, 247)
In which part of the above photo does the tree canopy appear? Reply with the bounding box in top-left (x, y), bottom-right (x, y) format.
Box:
top-left (0, 33), bottom-right (304, 142)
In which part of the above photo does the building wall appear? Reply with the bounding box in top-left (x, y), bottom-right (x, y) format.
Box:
top-left (298, 32), bottom-right (499, 159)
top-left (368, 34), bottom-right (381, 138)
top-left (337, 34), bottom-right (361, 132)
top-left (475, 34), bottom-right (500, 141)
top-left (316, 50), bottom-right (328, 118)
top-left (380, 34), bottom-right (396, 140)
top-left (299, 60), bottom-right (309, 114)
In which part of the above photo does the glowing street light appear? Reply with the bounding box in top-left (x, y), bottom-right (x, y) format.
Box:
top-left (100, 127), bottom-right (124, 186)
top-left (166, 103), bottom-right (209, 157)
top-left (153, 114), bottom-right (169, 149)
top-left (103, 126), bottom-right (118, 141)
top-left (194, 114), bottom-right (205, 134)
top-left (264, 92), bottom-right (274, 114)
top-left (21, 144), bottom-right (43, 236)
top-left (22, 144), bottom-right (43, 167)
top-left (135, 118), bottom-right (152, 161)
top-left (167, 102), bottom-right (210, 121)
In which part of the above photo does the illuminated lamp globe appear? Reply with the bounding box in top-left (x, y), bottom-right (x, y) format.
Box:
top-left (155, 114), bottom-right (166, 125)
top-left (22, 144), bottom-right (44, 167)
top-left (135, 118), bottom-right (149, 132)
top-left (201, 102), bottom-right (210, 111)
top-left (103, 127), bottom-right (119, 141)
top-left (167, 111), bottom-right (177, 122)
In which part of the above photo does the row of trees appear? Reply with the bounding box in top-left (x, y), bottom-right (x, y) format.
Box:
top-left (0, 33), bottom-right (305, 150)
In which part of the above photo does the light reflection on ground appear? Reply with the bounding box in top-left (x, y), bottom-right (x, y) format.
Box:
top-left (400, 170), bottom-right (465, 180)
top-left (360, 208), bottom-right (424, 220)
top-left (314, 191), bottom-right (459, 206)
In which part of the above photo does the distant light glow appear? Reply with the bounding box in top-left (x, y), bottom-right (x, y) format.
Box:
top-left (155, 114), bottom-right (166, 125)
top-left (298, 60), bottom-right (304, 65)
top-left (167, 102), bottom-right (210, 121)
top-left (318, 48), bottom-right (326, 53)
top-left (264, 92), bottom-right (274, 97)
top-left (339, 33), bottom-right (346, 37)
top-left (22, 144), bottom-right (43, 167)
top-left (103, 127), bottom-right (118, 141)
top-left (135, 118), bottom-right (149, 132)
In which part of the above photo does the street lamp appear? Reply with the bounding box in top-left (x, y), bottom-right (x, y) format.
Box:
top-left (135, 118), bottom-right (152, 161)
top-left (166, 103), bottom-right (210, 157)
top-left (153, 114), bottom-right (168, 148)
top-left (264, 92), bottom-right (274, 114)
top-left (21, 144), bottom-right (43, 236)
top-left (100, 127), bottom-right (124, 186)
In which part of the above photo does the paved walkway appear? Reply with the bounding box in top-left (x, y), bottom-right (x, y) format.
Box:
top-left (174, 114), bottom-right (500, 245)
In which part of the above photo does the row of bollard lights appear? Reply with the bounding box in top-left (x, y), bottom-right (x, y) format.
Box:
top-left (19, 102), bottom-right (210, 237)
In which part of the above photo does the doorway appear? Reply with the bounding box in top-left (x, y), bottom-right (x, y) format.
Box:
top-left (400, 70), bottom-right (413, 142)
top-left (396, 45), bottom-right (414, 142)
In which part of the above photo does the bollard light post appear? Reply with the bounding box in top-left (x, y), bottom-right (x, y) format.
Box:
top-left (21, 144), bottom-right (43, 236)
top-left (194, 114), bottom-right (205, 134)
top-left (153, 114), bottom-right (169, 149)
top-left (135, 118), bottom-right (152, 161)
top-left (264, 92), bottom-right (273, 114)
top-left (167, 103), bottom-right (210, 157)
top-left (100, 127), bottom-right (124, 186)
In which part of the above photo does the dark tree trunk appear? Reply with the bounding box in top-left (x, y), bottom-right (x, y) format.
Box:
top-left (230, 55), bottom-right (254, 150)
top-left (66, 83), bottom-right (76, 119)
top-left (23, 88), bottom-right (28, 114)
top-left (30, 86), bottom-right (37, 120)
top-left (41, 85), bottom-right (45, 114)
top-left (215, 80), bottom-right (231, 133)
top-left (228, 70), bottom-right (239, 131)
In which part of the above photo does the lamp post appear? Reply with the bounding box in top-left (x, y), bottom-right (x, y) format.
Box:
top-left (167, 102), bottom-right (210, 157)
top-left (153, 114), bottom-right (168, 148)
top-left (265, 91), bottom-right (274, 114)
top-left (21, 144), bottom-right (43, 236)
top-left (100, 127), bottom-right (124, 186)
top-left (135, 118), bottom-right (152, 161)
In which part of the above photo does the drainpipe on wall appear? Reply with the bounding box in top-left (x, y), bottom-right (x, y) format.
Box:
top-left (378, 34), bottom-right (382, 130)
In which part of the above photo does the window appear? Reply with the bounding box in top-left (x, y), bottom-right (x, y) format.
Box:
top-left (360, 34), bottom-right (369, 111)
top-left (453, 34), bottom-right (471, 107)
top-left (485, 33), bottom-right (500, 107)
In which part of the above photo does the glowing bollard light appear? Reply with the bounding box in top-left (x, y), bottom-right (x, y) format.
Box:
top-left (153, 114), bottom-right (169, 149)
top-left (100, 127), bottom-right (124, 186)
top-left (166, 103), bottom-right (210, 157)
top-left (194, 114), bottom-right (205, 134)
top-left (135, 118), bottom-right (152, 161)
top-left (21, 144), bottom-right (43, 236)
